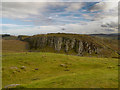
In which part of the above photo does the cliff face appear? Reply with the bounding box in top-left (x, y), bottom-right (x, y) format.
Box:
top-left (23, 36), bottom-right (99, 55)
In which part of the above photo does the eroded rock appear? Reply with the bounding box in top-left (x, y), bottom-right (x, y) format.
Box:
top-left (25, 36), bottom-right (99, 55)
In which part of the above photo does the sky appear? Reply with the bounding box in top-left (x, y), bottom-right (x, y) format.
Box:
top-left (0, 0), bottom-right (119, 35)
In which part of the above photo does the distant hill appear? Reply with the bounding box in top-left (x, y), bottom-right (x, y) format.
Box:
top-left (90, 33), bottom-right (120, 40)
top-left (1, 34), bottom-right (18, 40)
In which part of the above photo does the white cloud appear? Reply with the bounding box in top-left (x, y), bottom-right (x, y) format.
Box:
top-left (2, 20), bottom-right (118, 35)
top-left (0, 24), bottom-right (31, 27)
top-left (1, 2), bottom-right (119, 35)
top-left (2, 2), bottom-right (47, 19)
top-left (2, 25), bottom-right (62, 35)
top-left (89, 2), bottom-right (118, 12)
top-left (65, 3), bottom-right (85, 12)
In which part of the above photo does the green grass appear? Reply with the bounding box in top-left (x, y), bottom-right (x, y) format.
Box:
top-left (2, 52), bottom-right (118, 88)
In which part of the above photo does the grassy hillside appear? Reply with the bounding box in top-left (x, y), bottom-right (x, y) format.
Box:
top-left (2, 33), bottom-right (119, 88)
top-left (2, 40), bottom-right (29, 53)
top-left (92, 36), bottom-right (118, 52)
top-left (2, 33), bottom-right (119, 58)
top-left (2, 52), bottom-right (118, 88)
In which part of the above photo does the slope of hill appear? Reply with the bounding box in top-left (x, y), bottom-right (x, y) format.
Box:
top-left (2, 33), bottom-right (119, 88)
top-left (2, 40), bottom-right (29, 53)
top-left (2, 52), bottom-right (118, 88)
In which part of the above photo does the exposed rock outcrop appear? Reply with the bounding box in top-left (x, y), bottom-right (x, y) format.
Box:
top-left (24, 35), bottom-right (99, 55)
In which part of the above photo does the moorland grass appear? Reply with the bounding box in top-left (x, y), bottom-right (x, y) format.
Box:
top-left (2, 40), bottom-right (28, 53)
top-left (2, 52), bottom-right (118, 88)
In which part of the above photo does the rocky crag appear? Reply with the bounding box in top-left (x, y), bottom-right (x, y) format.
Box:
top-left (19, 34), bottom-right (104, 56)
top-left (18, 33), bottom-right (119, 57)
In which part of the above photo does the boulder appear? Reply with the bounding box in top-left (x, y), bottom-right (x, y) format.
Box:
top-left (35, 68), bottom-right (39, 70)
top-left (107, 66), bottom-right (114, 69)
top-left (60, 64), bottom-right (66, 67)
top-left (4, 84), bottom-right (20, 88)
top-left (10, 67), bottom-right (18, 70)
top-left (20, 66), bottom-right (26, 69)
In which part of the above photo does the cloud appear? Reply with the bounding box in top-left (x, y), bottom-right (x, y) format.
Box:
top-left (2, 25), bottom-right (62, 35)
top-left (89, 2), bottom-right (118, 12)
top-left (2, 2), bottom-right (47, 19)
top-left (101, 22), bottom-right (118, 28)
top-left (0, 24), bottom-right (31, 27)
top-left (2, 20), bottom-right (118, 35)
top-left (88, 2), bottom-right (118, 21)
top-left (1, 2), bottom-right (118, 35)
top-left (87, 2), bottom-right (118, 33)
top-left (2, 2), bottom-right (86, 26)
top-left (65, 3), bottom-right (85, 12)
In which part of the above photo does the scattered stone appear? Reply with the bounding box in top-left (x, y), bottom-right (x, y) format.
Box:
top-left (35, 68), bottom-right (39, 70)
top-left (60, 64), bottom-right (66, 67)
top-left (32, 78), bottom-right (39, 81)
top-left (4, 84), bottom-right (20, 88)
top-left (107, 66), bottom-right (114, 69)
top-left (17, 70), bottom-right (20, 72)
top-left (10, 67), bottom-right (18, 70)
top-left (20, 66), bottom-right (26, 69)
top-left (118, 64), bottom-right (120, 66)
top-left (12, 71), bottom-right (16, 74)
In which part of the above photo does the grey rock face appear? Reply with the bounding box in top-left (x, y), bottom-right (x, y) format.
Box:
top-left (78, 41), bottom-right (84, 55)
top-left (47, 36), bottom-right (54, 47)
top-left (54, 37), bottom-right (63, 52)
top-left (70, 38), bottom-right (76, 49)
top-left (64, 39), bottom-right (70, 52)
top-left (25, 36), bottom-right (99, 55)
top-left (37, 37), bottom-right (47, 48)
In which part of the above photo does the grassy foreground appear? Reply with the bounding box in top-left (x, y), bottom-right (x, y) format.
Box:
top-left (2, 52), bottom-right (118, 88)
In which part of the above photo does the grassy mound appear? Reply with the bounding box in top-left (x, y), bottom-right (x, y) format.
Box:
top-left (2, 52), bottom-right (118, 88)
